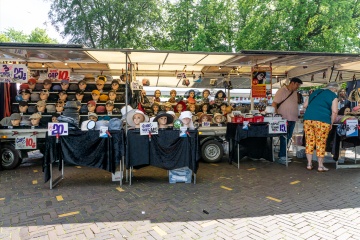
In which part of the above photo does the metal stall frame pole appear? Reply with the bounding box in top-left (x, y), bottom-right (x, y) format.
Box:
top-left (50, 159), bottom-right (64, 190)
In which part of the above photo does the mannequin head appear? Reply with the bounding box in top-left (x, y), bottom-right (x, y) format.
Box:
top-left (29, 113), bottom-right (42, 126)
top-left (88, 113), bottom-right (98, 122)
top-left (188, 104), bottom-right (196, 113)
top-left (75, 90), bottom-right (84, 101)
top-left (39, 90), bottom-right (49, 101)
top-left (152, 103), bottom-right (160, 114)
top-left (10, 113), bottom-right (21, 126)
top-left (96, 78), bottom-right (105, 91)
top-left (28, 78), bottom-right (36, 90)
top-left (213, 113), bottom-right (225, 124)
top-left (108, 90), bottom-right (117, 101)
top-left (202, 89), bottom-right (210, 99)
top-left (133, 113), bottom-right (145, 127)
top-left (179, 111), bottom-right (194, 129)
top-left (91, 90), bottom-right (100, 101)
top-left (58, 91), bottom-right (68, 102)
top-left (78, 80), bottom-right (87, 91)
top-left (201, 103), bottom-right (209, 113)
top-left (87, 101), bottom-right (96, 113)
top-left (164, 102), bottom-right (173, 112)
top-left (61, 79), bottom-right (70, 90)
top-left (127, 109), bottom-right (149, 128)
top-left (154, 90), bottom-right (161, 100)
top-left (220, 103), bottom-right (228, 113)
top-left (43, 79), bottom-right (52, 90)
top-left (55, 102), bottom-right (64, 113)
top-left (189, 90), bottom-right (195, 98)
top-left (111, 80), bottom-right (120, 91)
top-left (52, 113), bottom-right (60, 123)
top-left (21, 89), bottom-right (31, 101)
top-left (170, 89), bottom-right (177, 98)
top-left (105, 101), bottom-right (114, 114)
top-left (153, 111), bottom-right (173, 129)
top-left (18, 101), bottom-right (28, 114)
top-left (36, 101), bottom-right (46, 113)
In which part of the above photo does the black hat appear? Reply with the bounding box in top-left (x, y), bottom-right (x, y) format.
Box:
top-left (58, 90), bottom-right (68, 95)
top-left (290, 77), bottom-right (303, 84)
top-left (19, 101), bottom-right (28, 106)
top-left (21, 89), bottom-right (31, 94)
top-left (75, 89), bottom-right (84, 95)
top-left (43, 79), bottom-right (52, 85)
top-left (111, 80), bottom-right (119, 85)
top-left (153, 111), bottom-right (174, 125)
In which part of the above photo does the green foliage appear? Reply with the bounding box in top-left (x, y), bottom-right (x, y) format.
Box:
top-left (45, 0), bottom-right (360, 52)
top-left (0, 28), bottom-right (57, 43)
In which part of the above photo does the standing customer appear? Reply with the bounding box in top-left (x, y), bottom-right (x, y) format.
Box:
top-left (272, 77), bottom-right (303, 164)
top-left (303, 82), bottom-right (339, 172)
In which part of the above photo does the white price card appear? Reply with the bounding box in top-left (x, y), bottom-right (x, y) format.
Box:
top-left (48, 123), bottom-right (69, 136)
top-left (140, 122), bottom-right (158, 135)
top-left (0, 64), bottom-right (28, 83)
top-left (15, 135), bottom-right (37, 149)
top-left (346, 119), bottom-right (358, 137)
top-left (268, 120), bottom-right (287, 134)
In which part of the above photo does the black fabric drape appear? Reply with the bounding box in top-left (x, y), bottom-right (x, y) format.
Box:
top-left (226, 123), bottom-right (286, 162)
top-left (126, 129), bottom-right (200, 173)
top-left (43, 130), bottom-right (125, 183)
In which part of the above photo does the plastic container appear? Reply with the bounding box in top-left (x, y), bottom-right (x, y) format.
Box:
top-left (243, 114), bottom-right (254, 123)
top-left (169, 167), bottom-right (192, 183)
top-left (232, 115), bottom-right (244, 123)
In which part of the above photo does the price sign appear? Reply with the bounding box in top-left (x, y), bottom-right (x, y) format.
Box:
top-left (15, 135), bottom-right (37, 149)
top-left (48, 123), bottom-right (69, 136)
top-left (346, 119), bottom-right (358, 137)
top-left (0, 64), bottom-right (28, 83)
top-left (47, 68), bottom-right (71, 80)
top-left (268, 120), bottom-right (287, 134)
top-left (140, 122), bottom-right (158, 135)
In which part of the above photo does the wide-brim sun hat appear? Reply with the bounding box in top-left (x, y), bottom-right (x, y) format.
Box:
top-left (212, 113), bottom-right (226, 124)
top-left (179, 111), bottom-right (193, 121)
top-left (126, 109), bottom-right (149, 127)
top-left (198, 113), bottom-right (212, 123)
top-left (153, 111), bottom-right (174, 125)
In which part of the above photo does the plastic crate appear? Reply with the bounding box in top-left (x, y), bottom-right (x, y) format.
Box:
top-left (169, 167), bottom-right (192, 183)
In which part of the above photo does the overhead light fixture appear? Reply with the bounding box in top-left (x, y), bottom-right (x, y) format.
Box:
top-left (219, 66), bottom-right (222, 69)
top-left (64, 62), bottom-right (68, 66)
top-left (42, 63), bottom-right (45, 67)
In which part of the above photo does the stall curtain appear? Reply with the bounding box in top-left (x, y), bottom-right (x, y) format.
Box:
top-left (0, 83), bottom-right (10, 119)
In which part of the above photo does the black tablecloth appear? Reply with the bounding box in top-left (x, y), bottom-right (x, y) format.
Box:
top-left (126, 129), bottom-right (200, 173)
top-left (43, 130), bottom-right (125, 183)
top-left (325, 126), bottom-right (360, 160)
top-left (226, 123), bottom-right (287, 162)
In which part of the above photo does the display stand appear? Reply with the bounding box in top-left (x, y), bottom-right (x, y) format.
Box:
top-left (126, 129), bottom-right (200, 185)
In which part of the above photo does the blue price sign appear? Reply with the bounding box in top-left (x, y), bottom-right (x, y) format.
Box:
top-left (268, 120), bottom-right (287, 134)
top-left (48, 123), bottom-right (69, 136)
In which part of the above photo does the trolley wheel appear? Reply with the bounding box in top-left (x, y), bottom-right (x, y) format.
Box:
top-left (201, 140), bottom-right (224, 163)
top-left (1, 144), bottom-right (22, 170)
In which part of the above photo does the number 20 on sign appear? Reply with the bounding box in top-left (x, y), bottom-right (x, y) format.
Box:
top-left (48, 123), bottom-right (69, 136)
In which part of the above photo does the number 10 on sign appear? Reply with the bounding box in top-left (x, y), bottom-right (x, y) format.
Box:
top-left (48, 123), bottom-right (69, 136)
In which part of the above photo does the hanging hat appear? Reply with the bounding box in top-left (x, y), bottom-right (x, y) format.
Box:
top-left (52, 85), bottom-right (62, 91)
top-left (64, 101), bottom-right (78, 109)
top-left (212, 113), bottom-right (226, 124)
top-left (126, 109), bottom-right (149, 127)
top-left (46, 105), bottom-right (56, 113)
top-left (69, 83), bottom-right (79, 91)
top-left (31, 93), bottom-right (40, 102)
top-left (153, 111), bottom-right (173, 125)
top-left (35, 83), bottom-right (43, 91)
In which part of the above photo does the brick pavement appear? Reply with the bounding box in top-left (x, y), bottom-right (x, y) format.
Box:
top-left (1, 157), bottom-right (360, 239)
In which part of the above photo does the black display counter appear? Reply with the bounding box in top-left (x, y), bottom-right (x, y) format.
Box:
top-left (43, 130), bottom-right (125, 185)
top-left (126, 129), bottom-right (200, 183)
top-left (226, 123), bottom-right (287, 165)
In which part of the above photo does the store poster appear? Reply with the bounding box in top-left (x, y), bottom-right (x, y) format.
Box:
top-left (15, 135), bottom-right (37, 149)
top-left (0, 64), bottom-right (28, 83)
top-left (99, 126), bottom-right (108, 138)
top-left (47, 68), bottom-right (71, 81)
top-left (268, 120), bottom-right (287, 134)
top-left (140, 122), bottom-right (158, 135)
top-left (251, 66), bottom-right (272, 98)
top-left (346, 119), bottom-right (358, 137)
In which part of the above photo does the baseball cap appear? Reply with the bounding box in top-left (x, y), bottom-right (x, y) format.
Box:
top-left (61, 79), bottom-right (70, 84)
top-left (75, 90), bottom-right (84, 95)
top-left (88, 112), bottom-right (98, 119)
top-left (10, 113), bottom-right (21, 120)
top-left (92, 90), bottom-right (100, 95)
top-left (28, 78), bottom-right (37, 85)
top-left (29, 113), bottom-right (42, 119)
top-left (21, 89), bottom-right (31, 94)
top-left (19, 101), bottom-right (28, 107)
top-left (87, 100), bottom-right (96, 106)
top-left (36, 101), bottom-right (46, 107)
top-left (43, 79), bottom-right (52, 85)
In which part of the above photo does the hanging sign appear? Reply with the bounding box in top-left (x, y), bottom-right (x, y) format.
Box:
top-left (251, 66), bottom-right (272, 98)
top-left (140, 122), bottom-right (158, 135)
top-left (0, 64), bottom-right (28, 83)
top-left (346, 119), bottom-right (358, 137)
top-left (15, 135), bottom-right (37, 149)
top-left (268, 120), bottom-right (287, 134)
top-left (47, 68), bottom-right (71, 80)
top-left (48, 122), bottom-right (69, 136)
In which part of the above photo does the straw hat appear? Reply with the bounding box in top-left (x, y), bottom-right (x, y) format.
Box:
top-left (212, 113), bottom-right (226, 124)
